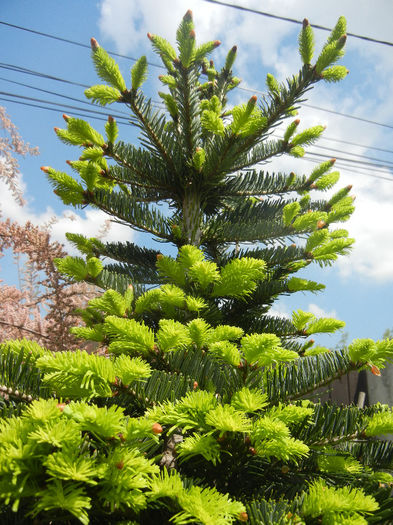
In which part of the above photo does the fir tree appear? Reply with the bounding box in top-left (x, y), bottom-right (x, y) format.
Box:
top-left (1, 11), bottom-right (393, 525)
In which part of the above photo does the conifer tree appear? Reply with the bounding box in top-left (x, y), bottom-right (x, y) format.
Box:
top-left (1, 11), bottom-right (393, 525)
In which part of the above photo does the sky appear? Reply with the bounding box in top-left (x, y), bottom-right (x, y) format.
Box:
top-left (1, 0), bottom-right (393, 347)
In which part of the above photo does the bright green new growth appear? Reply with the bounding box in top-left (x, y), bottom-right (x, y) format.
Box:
top-left (2, 9), bottom-right (393, 525)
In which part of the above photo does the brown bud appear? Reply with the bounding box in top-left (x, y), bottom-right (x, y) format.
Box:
top-left (213, 40), bottom-right (221, 47)
top-left (189, 29), bottom-right (196, 39)
top-left (90, 37), bottom-right (99, 51)
top-left (40, 166), bottom-right (50, 173)
top-left (108, 115), bottom-right (114, 123)
top-left (118, 433), bottom-right (126, 442)
top-left (57, 403), bottom-right (66, 412)
top-left (116, 461), bottom-right (124, 470)
top-left (231, 45), bottom-right (237, 53)
top-left (193, 381), bottom-right (198, 390)
top-left (249, 447), bottom-right (257, 455)
top-left (309, 339), bottom-right (315, 345)
top-left (112, 390), bottom-right (119, 397)
top-left (54, 127), bottom-right (60, 133)
top-left (62, 113), bottom-right (70, 122)
top-left (147, 32), bottom-right (153, 41)
top-left (249, 95), bottom-right (257, 104)
top-left (66, 160), bottom-right (72, 166)
top-left (346, 184), bottom-right (353, 191)
top-left (156, 253), bottom-right (163, 260)
top-left (317, 220), bottom-right (326, 229)
top-left (244, 436), bottom-right (251, 445)
top-left (310, 183), bottom-right (317, 189)
top-left (238, 512), bottom-right (248, 522)
top-left (128, 283), bottom-right (134, 291)
top-left (291, 243), bottom-right (296, 248)
top-left (281, 465), bottom-right (289, 474)
top-left (184, 9), bottom-right (193, 21)
top-left (370, 364), bottom-right (381, 376)
top-left (302, 18), bottom-right (310, 29)
top-left (337, 34), bottom-right (347, 47)
top-left (210, 59), bottom-right (214, 67)
top-left (152, 423), bottom-right (163, 434)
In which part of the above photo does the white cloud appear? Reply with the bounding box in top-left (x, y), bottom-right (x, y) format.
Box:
top-left (269, 303), bottom-right (291, 319)
top-left (308, 303), bottom-right (337, 319)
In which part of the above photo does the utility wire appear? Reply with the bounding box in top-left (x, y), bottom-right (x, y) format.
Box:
top-left (0, 62), bottom-right (89, 88)
top-left (2, 61), bottom-right (393, 156)
top-left (2, 95), bottom-right (392, 182)
top-left (0, 92), bottom-right (163, 120)
top-left (301, 156), bottom-right (393, 182)
top-left (0, 76), bottom-right (131, 118)
top-left (199, 0), bottom-right (393, 48)
top-left (240, 85), bottom-right (393, 131)
top-left (3, 84), bottom-right (392, 169)
top-left (0, 91), bottom-right (131, 120)
top-left (0, 21), bottom-right (162, 68)
top-left (1, 21), bottom-right (393, 130)
top-left (305, 151), bottom-right (393, 171)
top-left (2, 86), bottom-right (393, 169)
top-left (271, 132), bottom-right (393, 167)
top-left (315, 136), bottom-right (393, 156)
top-left (0, 64), bottom-right (165, 108)
top-left (0, 96), bottom-right (124, 124)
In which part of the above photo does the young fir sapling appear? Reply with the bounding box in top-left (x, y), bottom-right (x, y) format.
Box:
top-left (1, 10), bottom-right (393, 525)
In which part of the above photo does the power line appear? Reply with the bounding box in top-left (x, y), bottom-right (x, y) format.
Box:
top-left (0, 76), bottom-right (131, 118)
top-left (315, 135), bottom-right (393, 156)
top-left (271, 132), bottom-right (393, 167)
top-left (240, 85), bottom-right (393, 131)
top-left (305, 150), bottom-right (393, 171)
top-left (2, 95), bottom-right (392, 183)
top-left (0, 62), bottom-right (90, 88)
top-left (0, 91), bottom-right (131, 121)
top-left (0, 64), bottom-right (165, 109)
top-left (1, 21), bottom-right (393, 130)
top-left (199, 0), bottom-right (393, 48)
top-left (308, 143), bottom-right (393, 166)
top-left (3, 61), bottom-right (393, 158)
top-left (301, 156), bottom-right (393, 183)
top-left (0, 92), bottom-right (163, 123)
top-left (0, 96), bottom-right (122, 123)
top-left (0, 21), bottom-right (163, 69)
top-left (2, 86), bottom-right (393, 169)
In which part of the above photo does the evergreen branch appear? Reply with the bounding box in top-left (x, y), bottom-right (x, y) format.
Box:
top-left (0, 346), bottom-right (48, 400)
top-left (230, 139), bottom-right (289, 172)
top-left (125, 91), bottom-right (179, 176)
top-left (263, 350), bottom-right (359, 403)
top-left (108, 143), bottom-right (171, 191)
top-left (101, 168), bottom-right (169, 196)
top-left (103, 262), bottom-right (158, 286)
top-left (101, 242), bottom-right (160, 269)
top-left (175, 64), bottom-right (202, 159)
top-left (224, 170), bottom-right (308, 197)
top-left (88, 189), bottom-right (171, 240)
top-left (98, 268), bottom-right (136, 294)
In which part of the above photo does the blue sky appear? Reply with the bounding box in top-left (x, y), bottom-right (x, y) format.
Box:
top-left (1, 0), bottom-right (393, 347)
